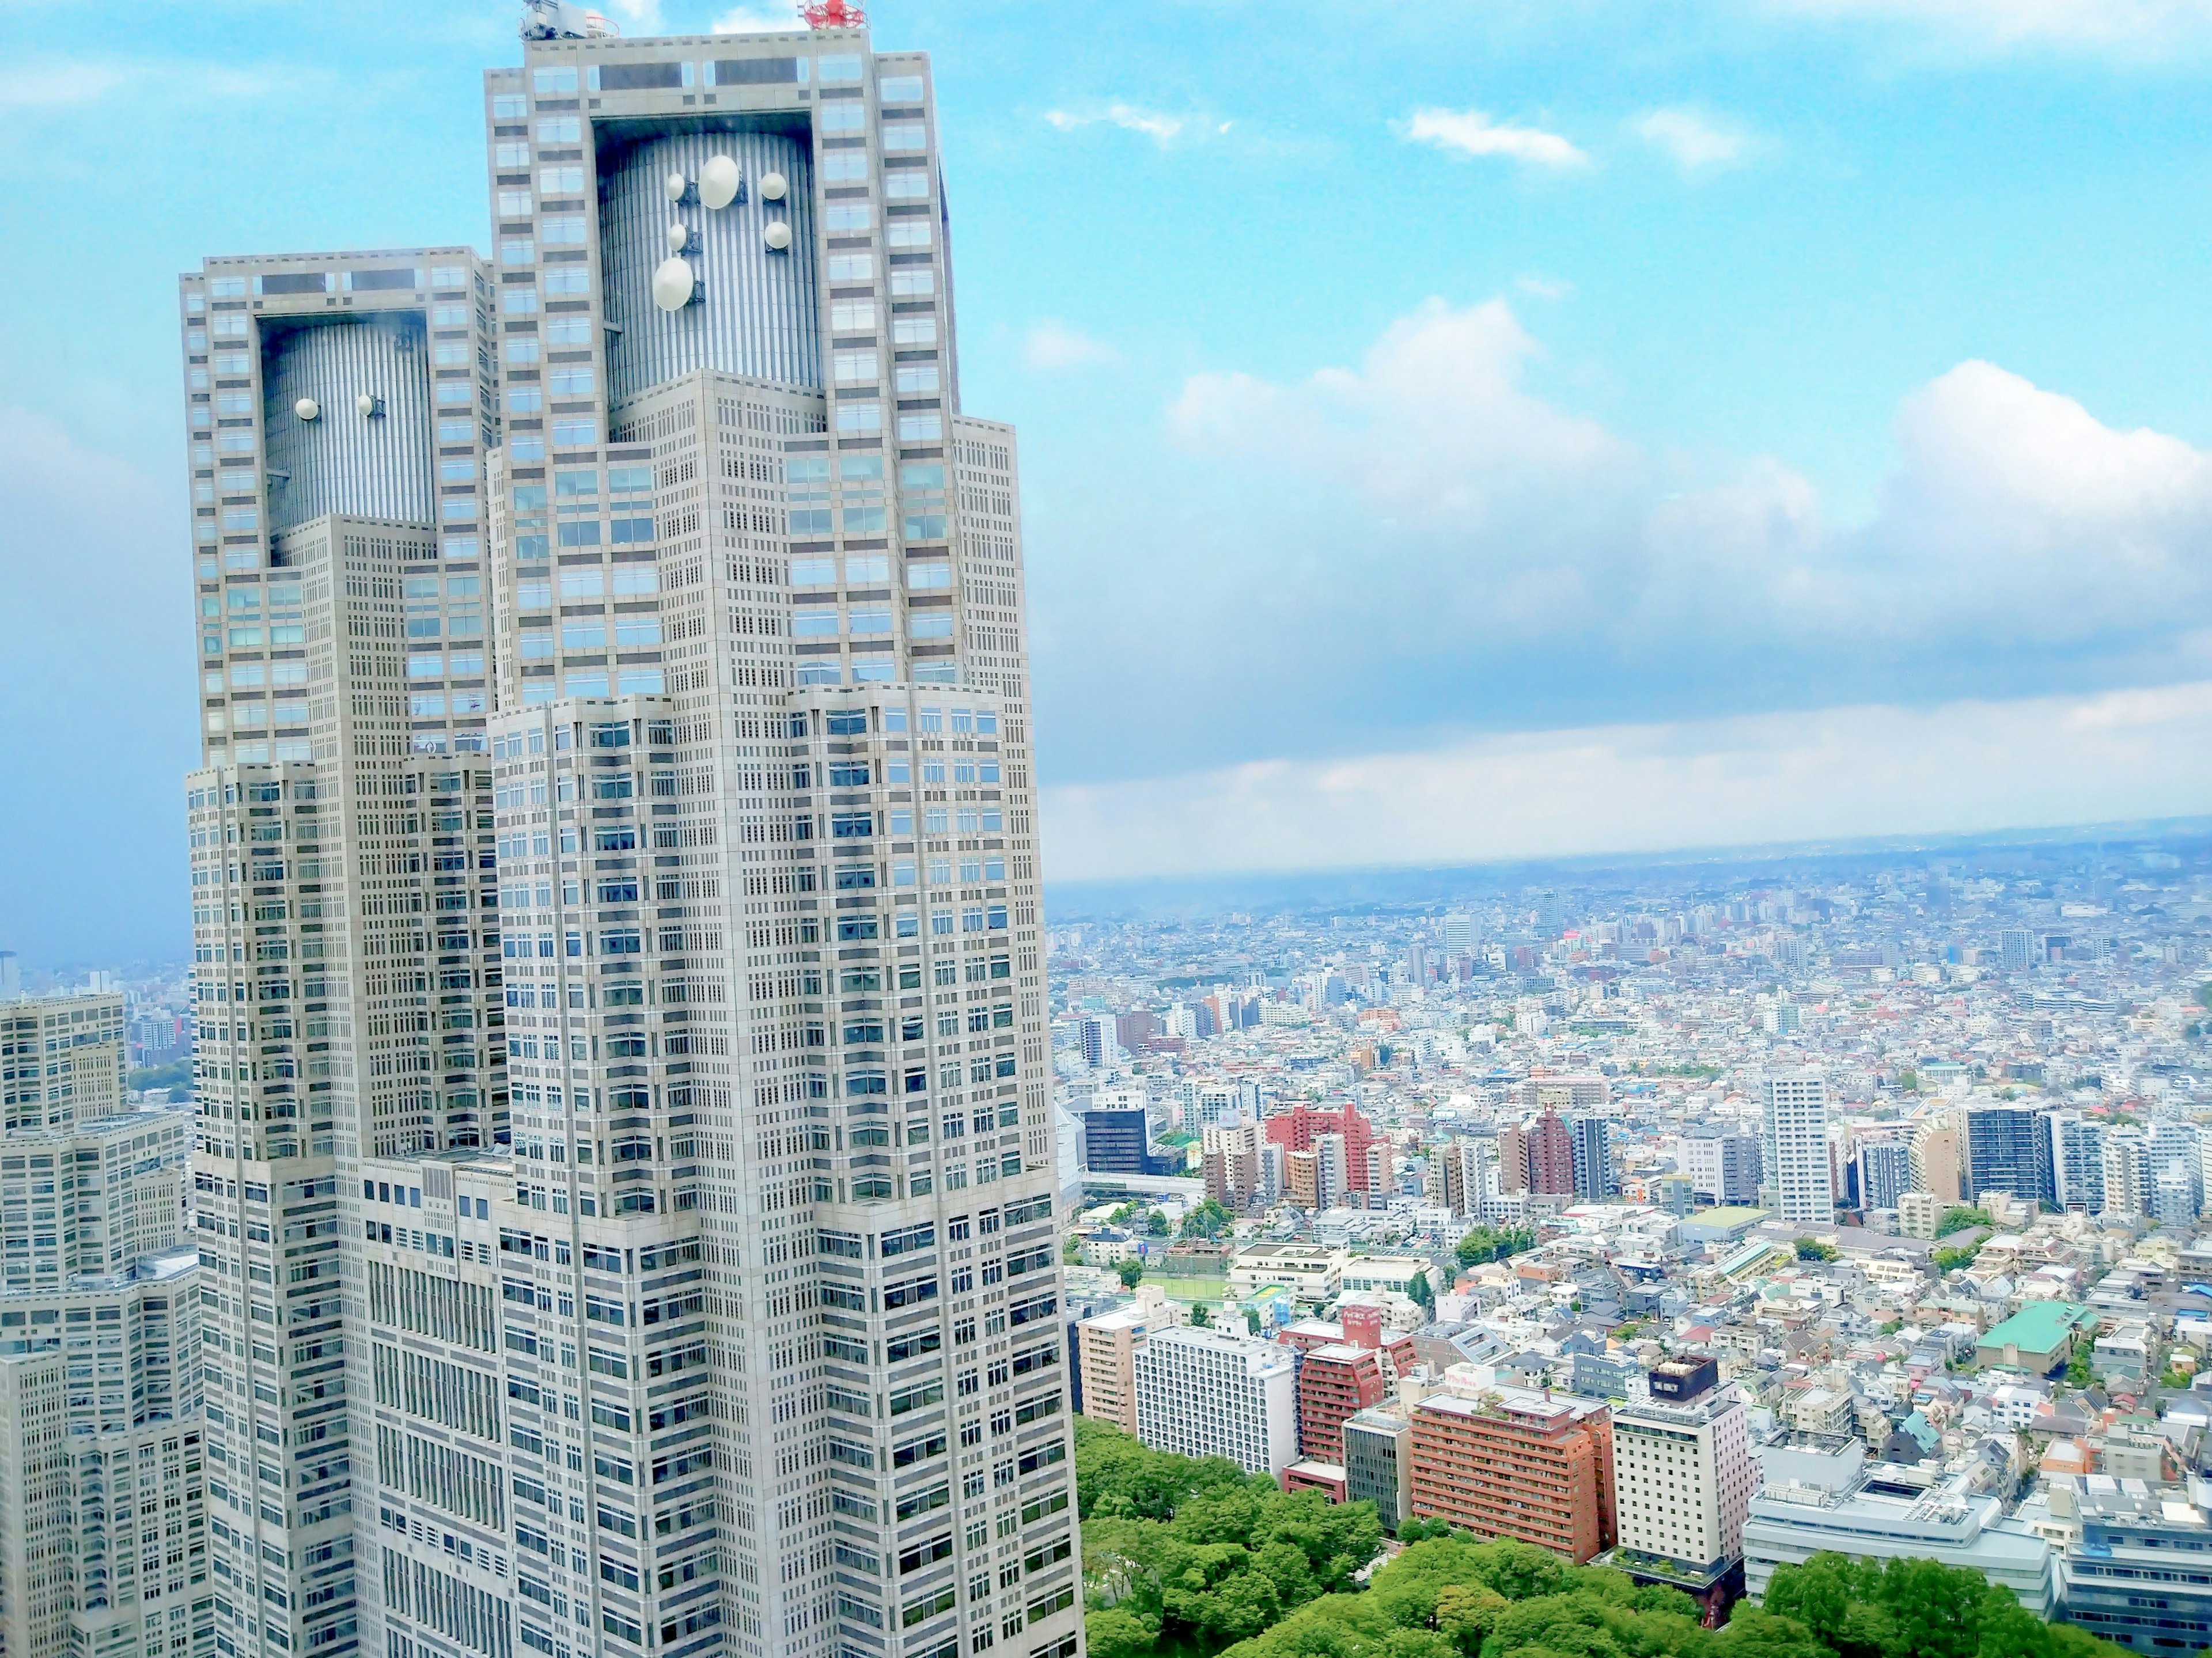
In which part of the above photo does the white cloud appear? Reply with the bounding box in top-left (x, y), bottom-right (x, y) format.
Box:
top-left (1770, 0), bottom-right (2212, 47)
top-left (1022, 321), bottom-right (1120, 371)
top-left (1041, 683), bottom-right (2212, 881)
top-left (603, 0), bottom-right (665, 31)
top-left (1043, 104), bottom-right (1187, 145)
top-left (1168, 297), bottom-right (1634, 541)
top-left (1156, 298), bottom-right (2212, 657)
top-left (1514, 274), bottom-right (1574, 301)
top-left (712, 4), bottom-right (803, 32)
top-left (1634, 107), bottom-right (1750, 173)
top-left (1403, 107), bottom-right (1588, 168)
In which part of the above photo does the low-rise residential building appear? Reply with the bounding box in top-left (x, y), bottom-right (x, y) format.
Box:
top-left (1227, 1245), bottom-right (1347, 1307)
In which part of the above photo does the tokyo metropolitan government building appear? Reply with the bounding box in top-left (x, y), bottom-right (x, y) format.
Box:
top-left (175, 10), bottom-right (1077, 1658)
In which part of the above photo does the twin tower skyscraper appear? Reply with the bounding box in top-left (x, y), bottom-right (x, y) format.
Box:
top-left (177, 16), bottom-right (1075, 1658)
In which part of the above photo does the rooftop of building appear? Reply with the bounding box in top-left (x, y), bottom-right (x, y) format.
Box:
top-left (1978, 1301), bottom-right (2096, 1349)
top-left (1415, 1385), bottom-right (1608, 1428)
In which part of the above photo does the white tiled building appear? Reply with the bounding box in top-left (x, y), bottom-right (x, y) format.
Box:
top-left (1131, 1327), bottom-right (1296, 1475)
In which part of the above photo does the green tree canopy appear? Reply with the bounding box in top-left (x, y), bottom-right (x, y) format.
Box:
top-left (1455, 1224), bottom-right (1536, 1268)
top-left (1077, 1427), bottom-right (2138, 1658)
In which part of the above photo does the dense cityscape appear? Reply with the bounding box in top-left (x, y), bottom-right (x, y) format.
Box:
top-left (0, 5), bottom-right (2205, 1658)
top-left (1046, 834), bottom-right (2212, 1652)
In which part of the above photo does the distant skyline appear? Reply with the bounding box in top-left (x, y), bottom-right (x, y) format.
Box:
top-left (10, 0), bottom-right (2212, 961)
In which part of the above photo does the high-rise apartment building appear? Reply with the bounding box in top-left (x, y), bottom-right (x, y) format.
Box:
top-left (1525, 1110), bottom-right (1574, 1196)
top-left (1760, 1071), bottom-right (1833, 1224)
top-left (1908, 1114), bottom-right (1964, 1205)
top-left (1073, 1307), bottom-right (1148, 1436)
top-left (2103, 1131), bottom-right (2150, 1217)
top-left (1130, 1327), bottom-right (1296, 1476)
top-left (175, 20), bottom-right (1077, 1658)
top-left (1853, 1139), bottom-right (1910, 1213)
top-left (2055, 1116), bottom-right (2106, 1212)
top-left (1200, 1121), bottom-right (1262, 1212)
top-left (1569, 1116), bottom-right (1613, 1202)
top-left (1964, 1105), bottom-right (2058, 1209)
top-left (1408, 1389), bottom-right (1616, 1564)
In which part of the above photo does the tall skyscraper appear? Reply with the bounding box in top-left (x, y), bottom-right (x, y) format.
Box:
top-left (176, 20), bottom-right (1076, 1658)
top-left (1760, 1071), bottom-right (1834, 1223)
top-left (0, 996), bottom-right (204, 1658)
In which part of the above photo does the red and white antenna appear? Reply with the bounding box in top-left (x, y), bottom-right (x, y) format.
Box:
top-left (801, 0), bottom-right (866, 26)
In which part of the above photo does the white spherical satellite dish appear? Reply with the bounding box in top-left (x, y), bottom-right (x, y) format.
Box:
top-left (294, 397), bottom-right (320, 422)
top-left (666, 221), bottom-right (689, 252)
top-left (355, 393), bottom-right (378, 418)
top-left (758, 170), bottom-right (787, 202)
top-left (699, 154), bottom-right (741, 210)
top-left (763, 220), bottom-right (792, 251)
top-left (664, 170), bottom-right (687, 202)
top-left (651, 256), bottom-right (696, 311)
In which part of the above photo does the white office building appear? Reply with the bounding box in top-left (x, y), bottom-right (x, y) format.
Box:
top-left (1131, 1327), bottom-right (1296, 1476)
top-left (1612, 1380), bottom-right (1752, 1570)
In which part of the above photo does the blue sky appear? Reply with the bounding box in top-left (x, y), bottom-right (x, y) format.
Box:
top-left (8, 0), bottom-right (2212, 963)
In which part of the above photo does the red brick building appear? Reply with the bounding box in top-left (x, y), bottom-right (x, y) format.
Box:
top-left (1409, 1390), bottom-right (1616, 1564)
top-left (1282, 1305), bottom-right (1412, 1462)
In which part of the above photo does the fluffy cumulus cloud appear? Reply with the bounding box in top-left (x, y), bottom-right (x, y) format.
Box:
top-left (1149, 297), bottom-right (2212, 666)
top-left (1769, 0), bottom-right (2212, 47)
top-left (1403, 108), bottom-right (1588, 168)
top-left (1041, 683), bottom-right (2212, 881)
top-left (1022, 292), bottom-right (2212, 872)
